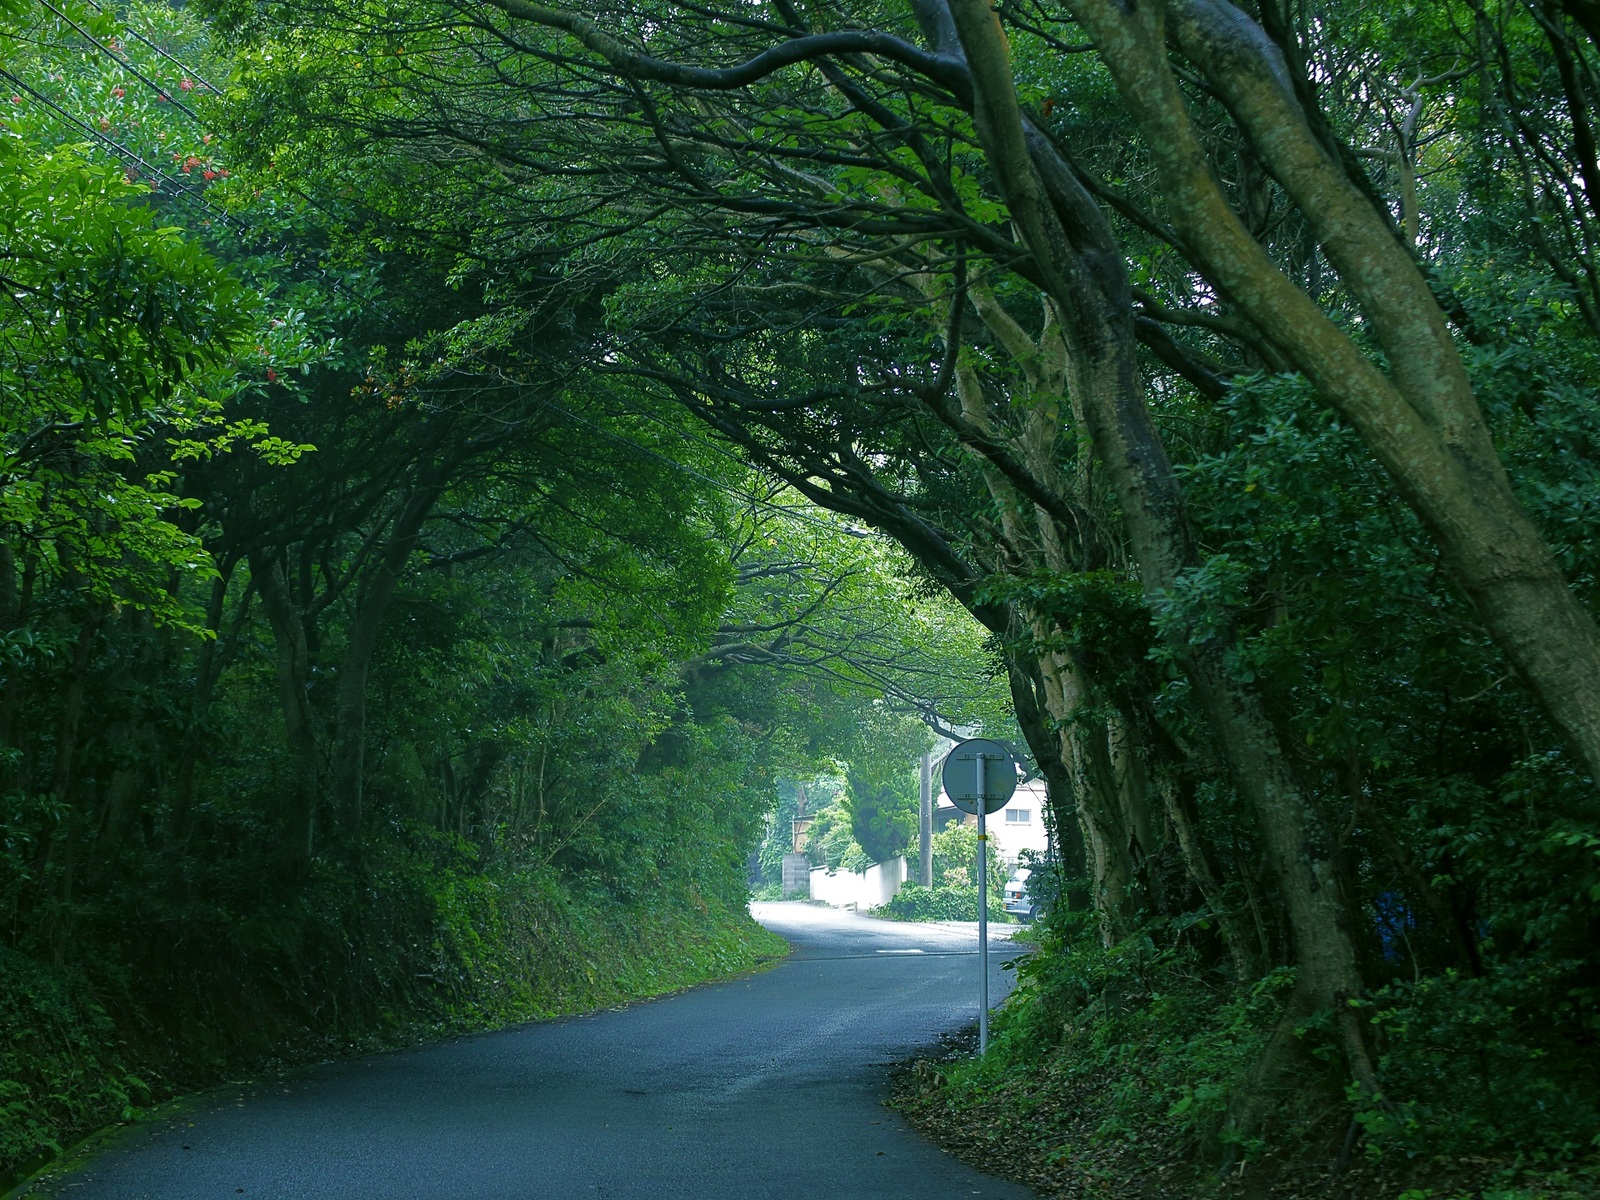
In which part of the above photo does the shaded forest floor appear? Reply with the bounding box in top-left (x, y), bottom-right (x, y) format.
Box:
top-left (890, 1027), bottom-right (1600, 1200)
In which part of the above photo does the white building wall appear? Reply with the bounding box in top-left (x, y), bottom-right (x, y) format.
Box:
top-left (808, 856), bottom-right (908, 910)
top-left (936, 781), bottom-right (1051, 867)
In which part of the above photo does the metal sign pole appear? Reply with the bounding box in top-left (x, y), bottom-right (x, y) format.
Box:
top-left (977, 752), bottom-right (988, 1055)
top-left (939, 737), bottom-right (1017, 1060)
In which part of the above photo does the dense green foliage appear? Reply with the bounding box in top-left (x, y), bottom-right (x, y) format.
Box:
top-left (770, 709), bottom-right (937, 878)
top-left (0, 0), bottom-right (998, 1180)
top-left (7, 0), bottom-right (1600, 1194)
top-left (901, 910), bottom-right (1600, 1197)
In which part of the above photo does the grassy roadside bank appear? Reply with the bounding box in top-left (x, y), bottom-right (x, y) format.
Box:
top-left (893, 1029), bottom-right (1600, 1200)
top-left (1, 863), bottom-right (786, 1192)
top-left (889, 916), bottom-right (1600, 1200)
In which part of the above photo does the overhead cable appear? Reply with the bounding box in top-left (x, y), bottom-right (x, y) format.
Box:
top-left (31, 0), bottom-right (202, 122)
top-left (0, 65), bottom-right (248, 233)
top-left (80, 0), bottom-right (221, 95)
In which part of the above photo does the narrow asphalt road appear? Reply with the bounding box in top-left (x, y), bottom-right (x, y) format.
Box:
top-left (24, 903), bottom-right (1036, 1199)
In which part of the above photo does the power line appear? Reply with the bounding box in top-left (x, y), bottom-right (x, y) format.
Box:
top-left (79, 0), bottom-right (221, 96)
top-left (0, 64), bottom-right (249, 234)
top-left (32, 0), bottom-right (202, 122)
top-left (21, 2), bottom-right (385, 307)
top-left (4, 64), bottom-right (386, 308)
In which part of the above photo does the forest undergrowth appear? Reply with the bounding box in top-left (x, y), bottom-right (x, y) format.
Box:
top-left (894, 910), bottom-right (1600, 1200)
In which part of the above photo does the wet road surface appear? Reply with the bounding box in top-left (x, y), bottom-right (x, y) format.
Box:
top-left (23, 902), bottom-right (1035, 1199)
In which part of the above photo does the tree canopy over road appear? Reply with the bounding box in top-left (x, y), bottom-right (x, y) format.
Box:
top-left (3, 0), bottom-right (1599, 1195)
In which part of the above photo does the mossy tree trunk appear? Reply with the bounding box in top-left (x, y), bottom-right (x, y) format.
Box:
top-left (945, 0), bottom-right (1379, 1101)
top-left (1071, 0), bottom-right (1600, 791)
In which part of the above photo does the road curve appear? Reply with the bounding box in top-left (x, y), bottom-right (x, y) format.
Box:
top-left (22, 903), bottom-right (1035, 1199)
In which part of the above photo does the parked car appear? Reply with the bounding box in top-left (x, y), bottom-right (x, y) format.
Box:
top-left (1003, 868), bottom-right (1039, 921)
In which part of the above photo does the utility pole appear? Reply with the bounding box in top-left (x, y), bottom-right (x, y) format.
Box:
top-left (919, 752), bottom-right (933, 887)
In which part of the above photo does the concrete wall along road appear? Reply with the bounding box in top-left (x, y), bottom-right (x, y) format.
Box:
top-left (809, 856), bottom-right (908, 911)
top-left (781, 853), bottom-right (811, 898)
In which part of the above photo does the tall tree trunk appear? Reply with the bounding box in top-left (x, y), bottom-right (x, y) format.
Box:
top-left (252, 550), bottom-right (320, 873)
top-left (327, 475), bottom-right (444, 841)
top-left (947, 342), bottom-right (1154, 938)
top-left (951, 244), bottom-right (1247, 948)
top-left (26, 610), bottom-right (98, 926)
top-left (1074, 0), bottom-right (1600, 788)
top-left (944, 0), bottom-right (1378, 1106)
top-left (1004, 650), bottom-right (1088, 894)
top-left (172, 568), bottom-right (252, 842)
top-left (0, 540), bottom-right (19, 779)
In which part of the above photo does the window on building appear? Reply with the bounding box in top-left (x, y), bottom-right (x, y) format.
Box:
top-left (1005, 808), bottom-right (1031, 824)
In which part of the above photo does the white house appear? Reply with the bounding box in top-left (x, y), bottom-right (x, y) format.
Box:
top-left (935, 779), bottom-right (1050, 867)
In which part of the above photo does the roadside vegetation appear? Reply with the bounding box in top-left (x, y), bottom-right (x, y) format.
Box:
top-left (897, 906), bottom-right (1600, 1199)
top-left (4, 0), bottom-right (1600, 1195)
top-left (0, 0), bottom-right (996, 1181)
top-left (875, 825), bottom-right (1010, 922)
